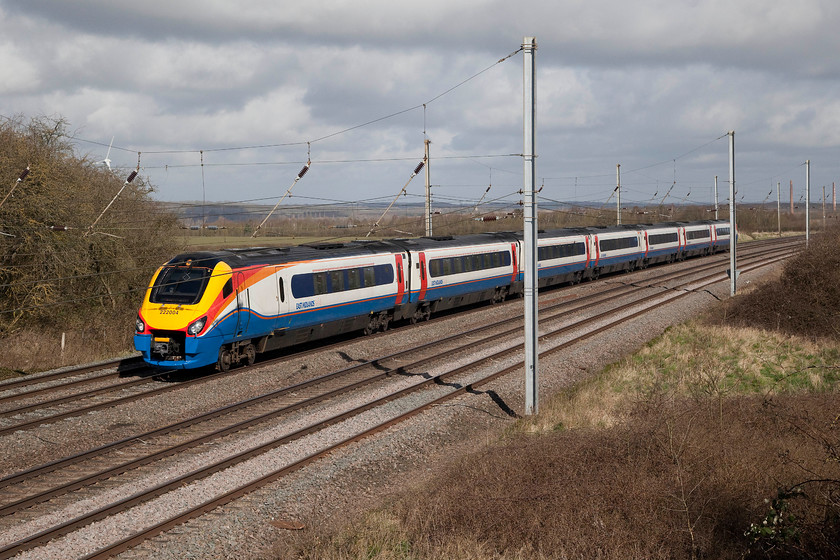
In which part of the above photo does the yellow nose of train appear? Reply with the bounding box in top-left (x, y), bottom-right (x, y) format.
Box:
top-left (134, 255), bottom-right (235, 369)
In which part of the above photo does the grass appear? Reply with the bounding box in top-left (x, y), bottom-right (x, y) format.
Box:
top-left (519, 322), bottom-right (840, 437)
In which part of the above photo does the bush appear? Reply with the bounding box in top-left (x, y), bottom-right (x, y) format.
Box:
top-left (716, 223), bottom-right (840, 341)
top-left (0, 115), bottom-right (181, 370)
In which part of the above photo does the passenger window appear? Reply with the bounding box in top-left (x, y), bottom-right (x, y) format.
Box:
top-left (348, 268), bottom-right (361, 290)
top-left (364, 266), bottom-right (375, 287)
top-left (330, 270), bottom-right (344, 292)
top-left (313, 273), bottom-right (328, 295)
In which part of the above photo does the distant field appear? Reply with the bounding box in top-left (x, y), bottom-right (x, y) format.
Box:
top-left (177, 229), bottom-right (805, 251)
top-left (181, 234), bottom-right (382, 250)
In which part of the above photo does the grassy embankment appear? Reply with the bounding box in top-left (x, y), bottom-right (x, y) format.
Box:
top-left (281, 226), bottom-right (840, 559)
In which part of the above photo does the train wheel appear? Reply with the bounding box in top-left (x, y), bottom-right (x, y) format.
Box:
top-left (244, 344), bottom-right (256, 366)
top-left (218, 347), bottom-right (232, 372)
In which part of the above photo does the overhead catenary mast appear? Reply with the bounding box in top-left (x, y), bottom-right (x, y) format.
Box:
top-left (805, 160), bottom-right (810, 246)
top-left (523, 36), bottom-right (538, 416)
top-left (728, 131), bottom-right (737, 297)
top-left (777, 181), bottom-right (781, 237)
top-left (424, 139), bottom-right (432, 236)
top-left (616, 164), bottom-right (621, 225)
top-left (714, 175), bottom-right (719, 220)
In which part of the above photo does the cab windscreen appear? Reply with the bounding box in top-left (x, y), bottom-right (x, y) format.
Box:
top-left (149, 266), bottom-right (211, 305)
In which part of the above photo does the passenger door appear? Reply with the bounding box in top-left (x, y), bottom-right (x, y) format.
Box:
top-left (235, 272), bottom-right (250, 337)
top-left (275, 267), bottom-right (291, 331)
top-left (418, 252), bottom-right (428, 300)
top-left (395, 254), bottom-right (405, 305)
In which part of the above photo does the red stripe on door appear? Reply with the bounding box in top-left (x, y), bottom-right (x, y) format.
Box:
top-left (418, 252), bottom-right (428, 300)
top-left (395, 254), bottom-right (405, 305)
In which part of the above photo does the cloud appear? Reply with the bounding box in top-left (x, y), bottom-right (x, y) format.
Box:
top-left (0, 42), bottom-right (41, 94)
top-left (2, 0), bottom-right (840, 204)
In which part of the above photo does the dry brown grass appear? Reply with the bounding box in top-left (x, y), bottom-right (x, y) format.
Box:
top-left (279, 324), bottom-right (840, 558)
top-left (281, 393), bottom-right (839, 560)
top-left (0, 322), bottom-right (136, 380)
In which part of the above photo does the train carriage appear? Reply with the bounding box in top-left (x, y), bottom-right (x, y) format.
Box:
top-left (643, 223), bottom-right (682, 266)
top-left (390, 232), bottom-right (520, 320)
top-left (530, 229), bottom-right (590, 287)
top-left (681, 221), bottom-right (714, 258)
top-left (586, 225), bottom-right (646, 278)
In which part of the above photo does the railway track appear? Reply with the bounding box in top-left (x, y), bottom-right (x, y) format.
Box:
top-left (0, 237), bottom-right (799, 438)
top-left (0, 238), bottom-right (797, 559)
top-left (0, 241), bottom-right (794, 514)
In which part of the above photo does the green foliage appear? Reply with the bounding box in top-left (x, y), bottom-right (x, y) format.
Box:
top-left (745, 487), bottom-right (804, 553)
top-left (0, 115), bottom-right (181, 341)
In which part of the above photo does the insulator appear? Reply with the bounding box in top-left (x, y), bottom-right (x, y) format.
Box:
top-left (413, 161), bottom-right (425, 175)
top-left (297, 164), bottom-right (310, 179)
top-left (18, 168), bottom-right (29, 181)
top-left (49, 226), bottom-right (69, 231)
top-left (126, 170), bottom-right (138, 183)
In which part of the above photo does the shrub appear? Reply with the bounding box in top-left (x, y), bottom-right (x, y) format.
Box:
top-left (715, 223), bottom-right (840, 341)
top-left (0, 115), bottom-right (181, 370)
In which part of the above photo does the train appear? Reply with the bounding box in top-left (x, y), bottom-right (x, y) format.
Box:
top-left (134, 220), bottom-right (732, 371)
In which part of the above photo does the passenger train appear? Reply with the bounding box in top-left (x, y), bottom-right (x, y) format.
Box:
top-left (134, 220), bottom-right (732, 371)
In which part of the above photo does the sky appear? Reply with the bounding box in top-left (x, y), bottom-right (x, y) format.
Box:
top-left (2, 0), bottom-right (840, 213)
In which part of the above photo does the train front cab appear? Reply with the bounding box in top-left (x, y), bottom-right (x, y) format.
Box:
top-left (134, 257), bottom-right (234, 370)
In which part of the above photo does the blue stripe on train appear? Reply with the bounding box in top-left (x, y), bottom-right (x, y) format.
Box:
top-left (421, 273), bottom-right (511, 302)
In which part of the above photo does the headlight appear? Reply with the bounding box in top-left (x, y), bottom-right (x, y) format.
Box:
top-left (188, 316), bottom-right (207, 335)
top-left (135, 316), bottom-right (145, 333)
